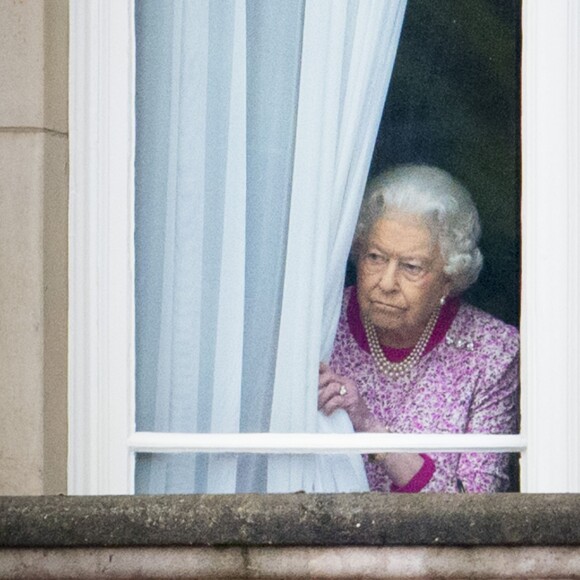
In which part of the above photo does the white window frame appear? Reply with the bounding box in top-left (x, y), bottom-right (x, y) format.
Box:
top-left (68, 0), bottom-right (580, 494)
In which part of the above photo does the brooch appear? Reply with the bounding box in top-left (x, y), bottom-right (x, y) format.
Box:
top-left (445, 335), bottom-right (475, 351)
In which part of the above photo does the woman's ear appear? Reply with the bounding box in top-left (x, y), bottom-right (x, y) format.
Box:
top-left (442, 276), bottom-right (453, 300)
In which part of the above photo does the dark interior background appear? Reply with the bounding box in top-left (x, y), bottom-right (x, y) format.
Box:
top-left (360, 0), bottom-right (521, 327)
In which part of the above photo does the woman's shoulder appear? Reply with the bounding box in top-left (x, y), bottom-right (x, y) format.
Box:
top-left (330, 286), bottom-right (371, 372)
top-left (452, 301), bottom-right (519, 359)
top-left (342, 284), bottom-right (355, 303)
top-left (337, 285), bottom-right (357, 339)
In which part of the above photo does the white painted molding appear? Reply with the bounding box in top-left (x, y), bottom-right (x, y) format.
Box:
top-left (521, 0), bottom-right (580, 492)
top-left (68, 0), bottom-right (135, 494)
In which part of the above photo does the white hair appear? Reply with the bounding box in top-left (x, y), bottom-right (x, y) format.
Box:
top-left (353, 165), bottom-right (483, 295)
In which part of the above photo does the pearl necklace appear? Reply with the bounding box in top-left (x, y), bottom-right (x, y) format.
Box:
top-left (362, 306), bottom-right (441, 378)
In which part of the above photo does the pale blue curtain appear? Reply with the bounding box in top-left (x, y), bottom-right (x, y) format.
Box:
top-left (135, 0), bottom-right (407, 493)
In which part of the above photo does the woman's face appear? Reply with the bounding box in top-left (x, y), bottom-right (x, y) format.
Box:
top-left (357, 213), bottom-right (451, 348)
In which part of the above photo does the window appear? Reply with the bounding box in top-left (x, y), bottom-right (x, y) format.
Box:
top-left (68, 0), bottom-right (580, 494)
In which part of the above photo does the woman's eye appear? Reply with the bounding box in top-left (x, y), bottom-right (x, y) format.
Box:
top-left (402, 263), bottom-right (423, 275)
top-left (367, 252), bottom-right (383, 263)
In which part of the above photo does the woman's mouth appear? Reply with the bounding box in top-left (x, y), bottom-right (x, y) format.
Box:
top-left (371, 301), bottom-right (405, 312)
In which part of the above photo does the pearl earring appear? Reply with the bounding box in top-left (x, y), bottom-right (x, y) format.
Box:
top-left (440, 296), bottom-right (446, 306)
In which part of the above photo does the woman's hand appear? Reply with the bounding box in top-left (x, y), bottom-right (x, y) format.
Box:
top-left (318, 363), bottom-right (380, 432)
top-left (318, 363), bottom-right (427, 488)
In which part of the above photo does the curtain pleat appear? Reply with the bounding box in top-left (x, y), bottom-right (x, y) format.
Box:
top-left (268, 0), bottom-right (407, 492)
top-left (237, 0), bottom-right (305, 492)
top-left (135, 0), bottom-right (407, 494)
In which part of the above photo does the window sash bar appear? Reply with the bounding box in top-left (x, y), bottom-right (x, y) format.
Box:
top-left (129, 432), bottom-right (526, 454)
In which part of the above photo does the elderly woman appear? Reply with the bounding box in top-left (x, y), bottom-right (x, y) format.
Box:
top-left (319, 165), bottom-right (519, 493)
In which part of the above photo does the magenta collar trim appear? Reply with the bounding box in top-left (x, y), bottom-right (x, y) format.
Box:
top-left (347, 286), bottom-right (460, 363)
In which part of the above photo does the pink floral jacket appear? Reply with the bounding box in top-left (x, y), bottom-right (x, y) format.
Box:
top-left (329, 287), bottom-right (520, 493)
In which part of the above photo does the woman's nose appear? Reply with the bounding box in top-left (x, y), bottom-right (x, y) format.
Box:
top-left (378, 262), bottom-right (399, 292)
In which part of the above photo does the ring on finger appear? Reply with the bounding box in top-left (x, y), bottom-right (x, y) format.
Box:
top-left (339, 384), bottom-right (347, 397)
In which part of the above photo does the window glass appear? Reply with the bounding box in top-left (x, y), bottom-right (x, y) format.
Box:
top-left (132, 0), bottom-right (521, 494)
top-left (135, 452), bottom-right (520, 494)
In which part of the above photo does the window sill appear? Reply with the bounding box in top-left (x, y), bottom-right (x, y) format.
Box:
top-left (2, 494), bottom-right (579, 548)
top-left (3, 495), bottom-right (580, 578)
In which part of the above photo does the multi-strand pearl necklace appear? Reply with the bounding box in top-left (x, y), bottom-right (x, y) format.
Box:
top-left (363, 306), bottom-right (441, 379)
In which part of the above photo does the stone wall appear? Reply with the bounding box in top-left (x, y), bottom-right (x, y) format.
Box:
top-left (0, 0), bottom-right (69, 495)
top-left (1, 494), bottom-right (580, 578)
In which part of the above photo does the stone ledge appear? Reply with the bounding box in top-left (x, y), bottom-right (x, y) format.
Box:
top-left (2, 546), bottom-right (580, 579)
top-left (1, 494), bottom-right (579, 548)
